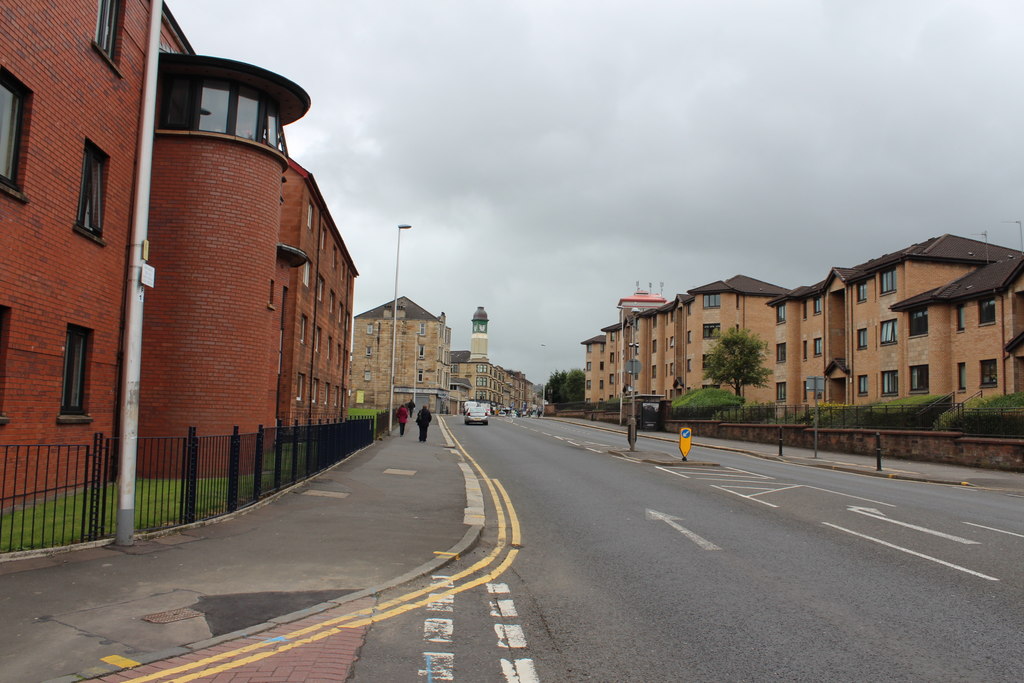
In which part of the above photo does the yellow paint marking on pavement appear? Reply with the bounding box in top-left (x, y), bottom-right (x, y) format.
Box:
top-left (103, 655), bottom-right (140, 668)
top-left (121, 417), bottom-right (523, 683)
top-left (434, 551), bottom-right (459, 557)
top-left (167, 549), bottom-right (522, 683)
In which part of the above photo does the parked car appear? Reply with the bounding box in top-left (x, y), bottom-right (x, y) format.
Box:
top-left (465, 404), bottom-right (489, 425)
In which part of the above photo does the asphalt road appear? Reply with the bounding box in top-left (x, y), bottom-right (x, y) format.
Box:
top-left (353, 416), bottom-right (1024, 682)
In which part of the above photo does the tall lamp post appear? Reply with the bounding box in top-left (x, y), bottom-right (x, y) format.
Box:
top-left (388, 224), bottom-right (412, 433)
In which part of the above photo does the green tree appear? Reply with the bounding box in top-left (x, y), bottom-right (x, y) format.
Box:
top-left (564, 369), bottom-right (585, 402)
top-left (546, 370), bottom-right (568, 403)
top-left (702, 328), bottom-right (770, 397)
top-left (546, 369), bottom-right (586, 403)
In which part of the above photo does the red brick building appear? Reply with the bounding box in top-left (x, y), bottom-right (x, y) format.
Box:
top-left (277, 160), bottom-right (358, 424)
top-left (0, 2), bottom-right (357, 445)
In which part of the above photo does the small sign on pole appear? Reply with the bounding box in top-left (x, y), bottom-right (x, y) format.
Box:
top-left (805, 376), bottom-right (824, 459)
top-left (678, 427), bottom-right (692, 461)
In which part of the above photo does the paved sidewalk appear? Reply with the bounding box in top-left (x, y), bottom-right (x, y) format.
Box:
top-left (550, 417), bottom-right (1024, 494)
top-left (0, 418), bottom-right (477, 683)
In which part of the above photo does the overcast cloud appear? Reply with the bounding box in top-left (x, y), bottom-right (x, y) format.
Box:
top-left (169, 0), bottom-right (1024, 384)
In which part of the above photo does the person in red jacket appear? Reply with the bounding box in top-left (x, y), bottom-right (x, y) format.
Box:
top-left (396, 403), bottom-right (409, 436)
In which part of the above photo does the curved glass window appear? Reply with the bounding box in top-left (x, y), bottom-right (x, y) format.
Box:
top-left (160, 76), bottom-right (287, 153)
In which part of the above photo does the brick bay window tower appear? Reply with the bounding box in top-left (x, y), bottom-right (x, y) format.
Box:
top-left (142, 54), bottom-right (311, 436)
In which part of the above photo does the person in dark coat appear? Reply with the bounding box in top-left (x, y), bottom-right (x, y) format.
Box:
top-left (396, 404), bottom-right (409, 436)
top-left (416, 405), bottom-right (432, 442)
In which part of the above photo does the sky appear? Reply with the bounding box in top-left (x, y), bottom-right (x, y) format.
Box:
top-left (168, 0), bottom-right (1024, 385)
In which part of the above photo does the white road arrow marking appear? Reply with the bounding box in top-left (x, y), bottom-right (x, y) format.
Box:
top-left (847, 506), bottom-right (979, 544)
top-left (645, 508), bottom-right (722, 550)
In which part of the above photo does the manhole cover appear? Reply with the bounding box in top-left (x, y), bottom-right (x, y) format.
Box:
top-left (142, 607), bottom-right (204, 624)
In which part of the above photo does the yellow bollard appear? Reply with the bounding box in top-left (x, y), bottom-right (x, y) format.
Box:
top-left (678, 427), bottom-right (692, 461)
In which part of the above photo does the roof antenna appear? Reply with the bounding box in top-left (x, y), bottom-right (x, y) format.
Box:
top-left (972, 231), bottom-right (990, 262)
top-left (1002, 220), bottom-right (1023, 256)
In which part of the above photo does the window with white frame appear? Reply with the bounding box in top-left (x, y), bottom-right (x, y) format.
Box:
top-left (300, 315), bottom-right (307, 343)
top-left (296, 373), bottom-right (305, 400)
top-left (311, 377), bottom-right (319, 403)
top-left (880, 319), bottom-right (897, 345)
top-left (881, 369), bottom-right (898, 395)
top-left (880, 268), bottom-right (897, 294)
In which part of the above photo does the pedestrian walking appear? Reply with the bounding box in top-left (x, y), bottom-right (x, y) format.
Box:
top-left (396, 403), bottom-right (409, 436)
top-left (416, 405), bottom-right (432, 442)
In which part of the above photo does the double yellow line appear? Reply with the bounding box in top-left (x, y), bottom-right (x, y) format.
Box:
top-left (118, 417), bottom-right (520, 682)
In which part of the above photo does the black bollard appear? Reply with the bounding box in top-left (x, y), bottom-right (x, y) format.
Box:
top-left (778, 426), bottom-right (783, 458)
top-left (875, 432), bottom-right (882, 471)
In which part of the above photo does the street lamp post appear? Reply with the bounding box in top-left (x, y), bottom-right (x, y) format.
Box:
top-left (627, 311), bottom-right (639, 451)
top-left (388, 224), bottom-right (412, 433)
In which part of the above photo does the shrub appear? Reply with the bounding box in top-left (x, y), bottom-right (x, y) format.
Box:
top-left (673, 388), bottom-right (744, 408)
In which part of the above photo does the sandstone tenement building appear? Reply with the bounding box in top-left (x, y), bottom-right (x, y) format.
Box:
top-left (350, 297), bottom-right (452, 414)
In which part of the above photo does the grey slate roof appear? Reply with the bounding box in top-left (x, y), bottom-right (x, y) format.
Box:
top-left (580, 334), bottom-right (606, 345)
top-left (891, 256), bottom-right (1024, 310)
top-left (450, 350), bottom-right (471, 364)
top-left (767, 234), bottom-right (1016, 306)
top-left (688, 274), bottom-right (789, 298)
top-left (355, 296), bottom-right (439, 321)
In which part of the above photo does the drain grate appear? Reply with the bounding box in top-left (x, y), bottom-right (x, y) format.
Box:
top-left (142, 607), bottom-right (204, 624)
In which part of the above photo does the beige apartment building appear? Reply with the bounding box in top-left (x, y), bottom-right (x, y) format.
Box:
top-left (350, 297), bottom-right (452, 413)
top-left (769, 234), bottom-right (1024, 404)
top-left (581, 322), bottom-right (625, 403)
top-left (585, 277), bottom-right (788, 405)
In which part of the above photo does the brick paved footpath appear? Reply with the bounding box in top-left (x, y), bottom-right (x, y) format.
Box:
top-left (95, 597), bottom-right (377, 682)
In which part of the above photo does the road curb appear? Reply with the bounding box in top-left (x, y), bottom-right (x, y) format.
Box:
top-left (57, 436), bottom-right (485, 682)
top-left (547, 417), bottom-right (974, 487)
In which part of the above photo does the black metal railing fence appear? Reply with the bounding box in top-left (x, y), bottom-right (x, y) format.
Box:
top-left (1, 418), bottom-right (374, 553)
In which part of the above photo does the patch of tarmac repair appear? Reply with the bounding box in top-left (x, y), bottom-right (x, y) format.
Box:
top-left (193, 590), bottom-right (359, 636)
